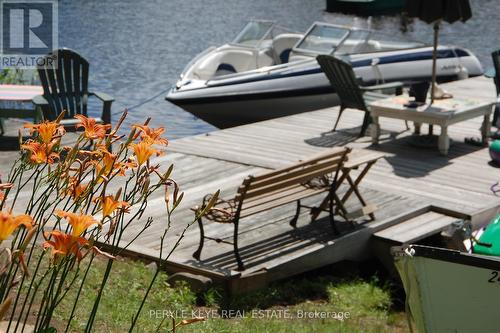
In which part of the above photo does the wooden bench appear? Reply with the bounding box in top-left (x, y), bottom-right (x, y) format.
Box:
top-left (192, 147), bottom-right (351, 271)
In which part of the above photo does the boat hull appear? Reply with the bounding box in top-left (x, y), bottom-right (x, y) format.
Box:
top-left (167, 74), bottom-right (460, 128)
top-left (394, 245), bottom-right (500, 333)
top-left (168, 87), bottom-right (339, 129)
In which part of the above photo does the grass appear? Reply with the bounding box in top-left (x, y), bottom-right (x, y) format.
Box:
top-left (30, 255), bottom-right (409, 332)
top-left (52, 256), bottom-right (196, 332)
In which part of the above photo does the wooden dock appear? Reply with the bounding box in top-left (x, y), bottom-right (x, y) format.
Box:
top-left (2, 76), bottom-right (500, 293)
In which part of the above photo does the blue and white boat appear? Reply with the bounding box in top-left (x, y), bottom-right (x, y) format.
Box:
top-left (166, 21), bottom-right (483, 128)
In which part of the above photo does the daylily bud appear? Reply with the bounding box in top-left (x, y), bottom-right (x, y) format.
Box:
top-left (20, 226), bottom-right (37, 252)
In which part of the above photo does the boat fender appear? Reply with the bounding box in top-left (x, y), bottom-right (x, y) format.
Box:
top-left (457, 65), bottom-right (469, 80)
top-left (371, 58), bottom-right (384, 84)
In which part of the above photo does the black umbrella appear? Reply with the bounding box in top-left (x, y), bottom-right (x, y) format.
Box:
top-left (405, 0), bottom-right (472, 104)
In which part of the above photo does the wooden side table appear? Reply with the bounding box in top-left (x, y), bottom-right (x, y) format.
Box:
top-left (369, 96), bottom-right (494, 155)
top-left (0, 84), bottom-right (44, 135)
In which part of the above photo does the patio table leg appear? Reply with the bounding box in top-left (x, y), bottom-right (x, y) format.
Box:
top-left (414, 122), bottom-right (421, 135)
top-left (370, 115), bottom-right (380, 145)
top-left (438, 126), bottom-right (450, 155)
top-left (481, 112), bottom-right (492, 145)
top-left (370, 114), bottom-right (380, 145)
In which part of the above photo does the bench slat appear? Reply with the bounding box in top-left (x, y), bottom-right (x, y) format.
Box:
top-left (240, 187), bottom-right (326, 218)
top-left (248, 155), bottom-right (344, 190)
top-left (242, 183), bottom-right (318, 211)
top-left (243, 160), bottom-right (344, 200)
top-left (249, 148), bottom-right (347, 182)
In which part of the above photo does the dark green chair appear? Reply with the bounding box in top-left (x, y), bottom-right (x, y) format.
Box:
top-left (317, 54), bottom-right (406, 137)
top-left (33, 48), bottom-right (114, 128)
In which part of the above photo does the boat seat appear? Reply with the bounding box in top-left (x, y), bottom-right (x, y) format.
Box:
top-left (272, 33), bottom-right (302, 64)
top-left (212, 50), bottom-right (273, 77)
top-left (257, 48), bottom-right (274, 68)
top-left (193, 48), bottom-right (255, 79)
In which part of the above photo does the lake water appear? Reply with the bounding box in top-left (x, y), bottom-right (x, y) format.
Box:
top-left (58, 0), bottom-right (500, 139)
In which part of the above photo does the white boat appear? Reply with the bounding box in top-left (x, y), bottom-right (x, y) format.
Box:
top-left (394, 245), bottom-right (500, 333)
top-left (166, 20), bottom-right (483, 128)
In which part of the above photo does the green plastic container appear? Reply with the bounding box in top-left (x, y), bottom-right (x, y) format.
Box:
top-left (474, 214), bottom-right (500, 256)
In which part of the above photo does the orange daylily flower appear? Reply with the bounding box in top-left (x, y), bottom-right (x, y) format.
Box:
top-left (95, 195), bottom-right (130, 218)
top-left (43, 230), bottom-right (115, 262)
top-left (69, 149), bottom-right (101, 174)
top-left (24, 121), bottom-right (65, 144)
top-left (56, 210), bottom-right (101, 237)
top-left (42, 230), bottom-right (88, 262)
top-left (94, 148), bottom-right (117, 177)
top-left (0, 211), bottom-right (33, 241)
top-left (132, 125), bottom-right (168, 146)
top-left (92, 147), bottom-right (135, 180)
top-left (64, 178), bottom-right (88, 201)
top-left (21, 141), bottom-right (59, 164)
top-left (74, 115), bottom-right (111, 140)
top-left (129, 141), bottom-right (162, 166)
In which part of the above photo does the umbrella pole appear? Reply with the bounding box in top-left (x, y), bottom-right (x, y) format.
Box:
top-left (428, 20), bottom-right (440, 136)
top-left (431, 20), bottom-right (440, 105)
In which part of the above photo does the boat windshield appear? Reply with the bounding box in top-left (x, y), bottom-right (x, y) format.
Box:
top-left (295, 24), bottom-right (350, 54)
top-left (232, 21), bottom-right (275, 47)
top-left (362, 31), bottom-right (425, 52)
top-left (294, 23), bottom-right (426, 55)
